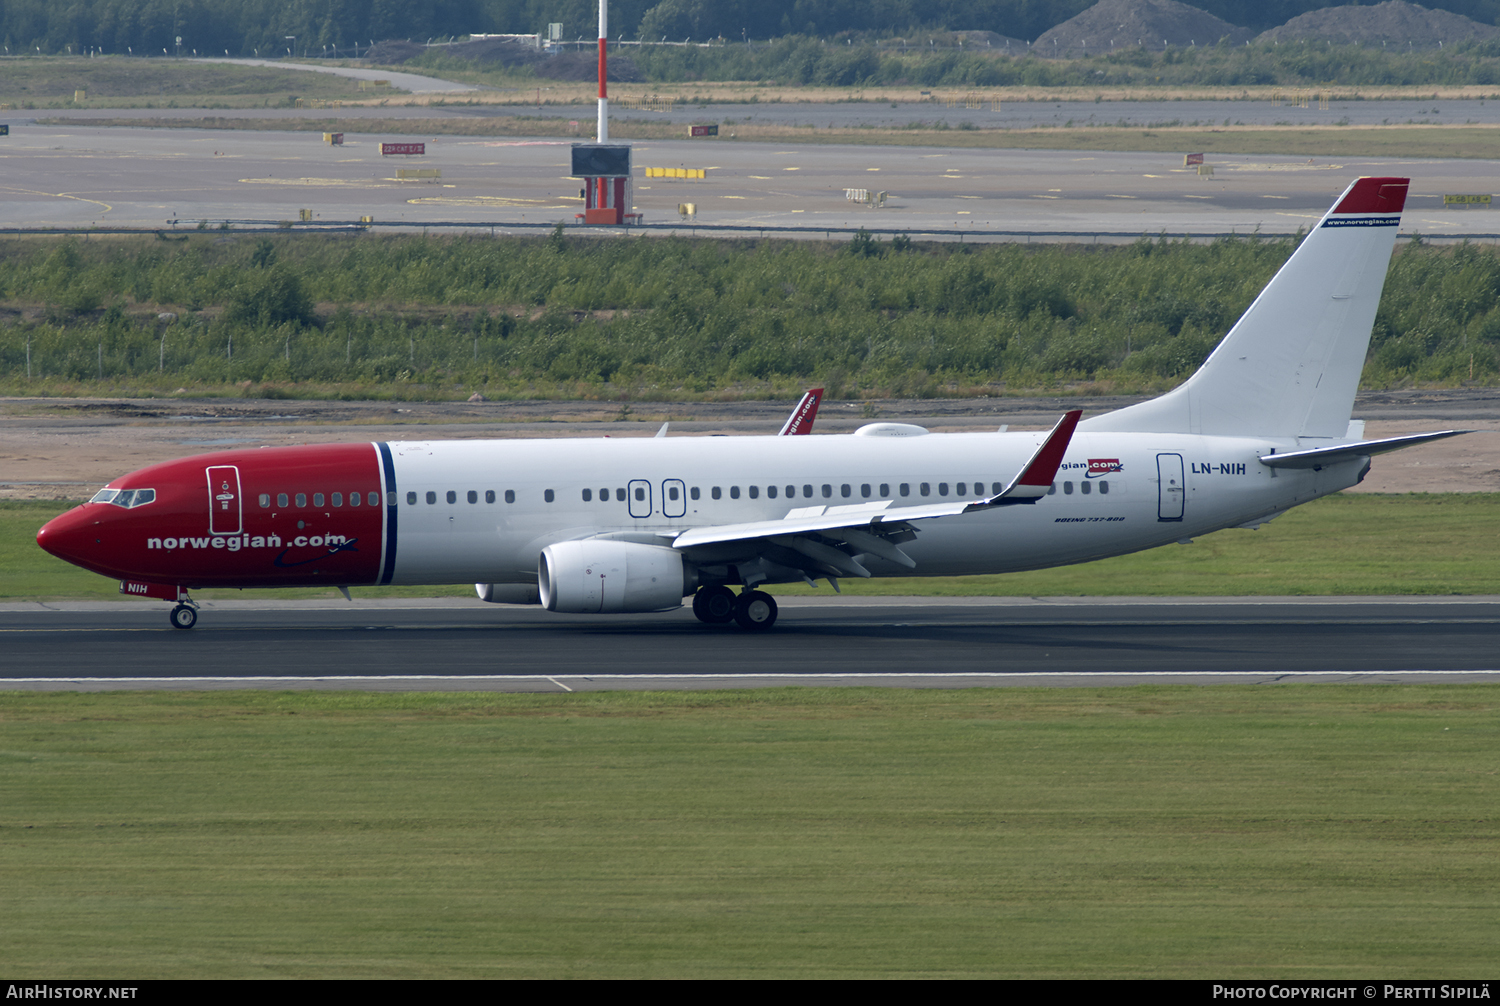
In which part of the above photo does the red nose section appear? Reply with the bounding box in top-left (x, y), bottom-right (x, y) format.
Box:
top-left (37, 506), bottom-right (101, 569)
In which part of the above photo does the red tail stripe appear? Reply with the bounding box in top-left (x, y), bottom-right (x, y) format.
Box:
top-left (1333, 177), bottom-right (1409, 214)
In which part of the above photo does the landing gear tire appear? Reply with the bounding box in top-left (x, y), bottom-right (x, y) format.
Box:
top-left (733, 590), bottom-right (778, 632)
top-left (169, 604), bottom-right (198, 630)
top-left (692, 585), bottom-right (737, 624)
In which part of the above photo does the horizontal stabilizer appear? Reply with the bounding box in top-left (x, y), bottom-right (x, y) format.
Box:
top-left (1259, 430), bottom-right (1472, 469)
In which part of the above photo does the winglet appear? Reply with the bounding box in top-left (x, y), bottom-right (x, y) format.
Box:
top-left (779, 388), bottom-right (823, 436)
top-left (981, 409), bottom-right (1082, 506)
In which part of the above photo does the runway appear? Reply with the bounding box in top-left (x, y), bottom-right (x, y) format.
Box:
top-left (4, 596), bottom-right (1498, 691)
top-left (6, 118), bottom-right (1499, 237)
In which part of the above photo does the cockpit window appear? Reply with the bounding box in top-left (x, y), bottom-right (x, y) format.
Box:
top-left (90, 488), bottom-right (156, 508)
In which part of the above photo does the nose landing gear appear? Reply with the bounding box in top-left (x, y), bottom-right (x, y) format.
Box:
top-left (169, 600), bottom-right (200, 630)
top-left (692, 586), bottom-right (778, 631)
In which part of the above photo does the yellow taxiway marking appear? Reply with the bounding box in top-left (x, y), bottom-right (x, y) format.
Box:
top-left (956, 211), bottom-right (971, 214)
top-left (1031, 194), bottom-right (1059, 199)
top-left (957, 195), bottom-right (981, 199)
top-left (1262, 194), bottom-right (1291, 199)
top-left (867, 167), bottom-right (880, 171)
top-left (748, 175), bottom-right (773, 179)
top-left (1183, 194), bottom-right (1214, 199)
top-left (723, 195), bottom-right (747, 199)
top-left (1106, 194), bottom-right (1138, 199)
top-left (0, 185), bottom-right (113, 214)
top-left (783, 166), bottom-right (800, 171)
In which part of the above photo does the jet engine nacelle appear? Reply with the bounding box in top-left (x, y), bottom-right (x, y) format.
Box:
top-left (538, 540), bottom-right (694, 613)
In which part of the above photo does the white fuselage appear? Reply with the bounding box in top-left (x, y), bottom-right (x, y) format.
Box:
top-left (383, 430), bottom-right (1359, 586)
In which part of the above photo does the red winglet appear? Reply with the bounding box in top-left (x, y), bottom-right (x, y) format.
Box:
top-left (984, 409), bottom-right (1082, 505)
top-left (779, 388), bottom-right (823, 436)
top-left (1333, 177), bottom-right (1408, 214)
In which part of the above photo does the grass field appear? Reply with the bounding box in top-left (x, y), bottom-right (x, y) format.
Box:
top-left (0, 57), bottom-right (398, 109)
top-left (1, 686), bottom-right (1496, 978)
top-left (4, 493), bottom-right (1498, 601)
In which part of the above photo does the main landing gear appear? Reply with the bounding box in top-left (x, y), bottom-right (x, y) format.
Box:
top-left (692, 585), bottom-right (778, 631)
top-left (169, 600), bottom-right (199, 630)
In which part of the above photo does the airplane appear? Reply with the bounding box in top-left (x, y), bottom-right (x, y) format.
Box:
top-left (37, 177), bottom-right (1469, 632)
top-left (779, 388), bottom-right (823, 435)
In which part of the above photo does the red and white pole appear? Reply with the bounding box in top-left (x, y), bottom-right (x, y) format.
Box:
top-left (596, 0), bottom-right (608, 143)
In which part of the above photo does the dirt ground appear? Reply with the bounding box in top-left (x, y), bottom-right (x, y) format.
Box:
top-left (2, 391), bottom-right (1496, 501)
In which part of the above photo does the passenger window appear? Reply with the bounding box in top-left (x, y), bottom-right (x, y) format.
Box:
top-left (545, 489), bottom-right (555, 503)
top-left (712, 487), bottom-right (722, 500)
top-left (840, 484), bottom-right (851, 498)
top-left (938, 483), bottom-right (949, 496)
top-left (332, 493), bottom-right (343, 507)
top-left (444, 490), bottom-right (454, 504)
top-left (1081, 481), bottom-right (1091, 495)
top-left (803, 485), bottom-right (813, 498)
top-left (730, 486), bottom-right (740, 499)
top-left (992, 483), bottom-right (1002, 495)
top-left (955, 483), bottom-right (965, 496)
top-left (407, 491), bottom-right (417, 505)
top-left (899, 484), bottom-right (910, 497)
top-left (669, 486), bottom-right (680, 501)
top-left (690, 487), bottom-right (700, 500)
top-left (386, 492), bottom-right (396, 506)
top-left (880, 484), bottom-right (889, 497)
top-left (485, 490), bottom-right (496, 503)
top-left (314, 493), bottom-right (325, 507)
top-left (920, 483), bottom-right (930, 497)
top-left (350, 492), bottom-right (360, 507)
top-left (767, 485), bottom-right (778, 499)
top-left (582, 489), bottom-right (592, 502)
top-left (615, 488), bottom-right (626, 501)
top-left (1099, 481), bottom-right (1109, 495)
top-left (600, 488), bottom-right (609, 501)
top-left (821, 485), bottom-right (832, 498)
top-left (505, 490), bottom-right (515, 504)
top-left (295, 493), bottom-right (307, 508)
top-left (748, 486), bottom-right (758, 499)
top-left (259, 493), bottom-right (271, 508)
top-left (1063, 482), bottom-right (1074, 495)
top-left (635, 487), bottom-right (646, 501)
top-left (786, 485), bottom-right (796, 499)
top-left (1047, 483), bottom-right (1056, 495)
top-left (468, 490), bottom-right (478, 504)
top-left (861, 484), bottom-right (871, 498)
top-left (426, 491), bottom-right (437, 504)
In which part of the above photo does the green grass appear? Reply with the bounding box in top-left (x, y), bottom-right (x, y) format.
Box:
top-left (4, 493), bottom-right (1498, 602)
top-left (0, 56), bottom-right (400, 108)
top-left (0, 686), bottom-right (1496, 977)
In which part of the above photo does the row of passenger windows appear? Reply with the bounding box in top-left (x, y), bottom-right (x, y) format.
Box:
top-left (400, 480), bottom-right (1111, 505)
top-left (259, 491), bottom-right (385, 509)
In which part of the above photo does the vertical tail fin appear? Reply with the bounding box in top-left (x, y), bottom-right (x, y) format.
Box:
top-left (1082, 177), bottom-right (1408, 439)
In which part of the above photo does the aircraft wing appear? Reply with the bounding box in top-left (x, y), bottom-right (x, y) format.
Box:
top-left (1259, 429), bottom-right (1472, 469)
top-left (670, 411), bottom-right (1081, 577)
top-left (778, 388), bottom-right (824, 435)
